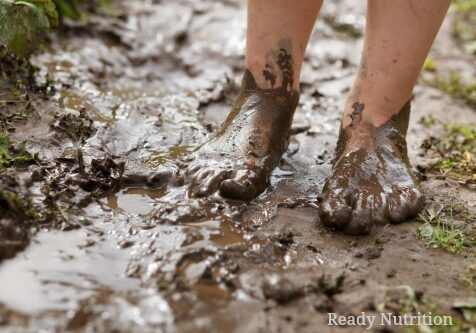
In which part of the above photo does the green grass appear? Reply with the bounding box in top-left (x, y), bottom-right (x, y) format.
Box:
top-left (435, 124), bottom-right (476, 183)
top-left (418, 115), bottom-right (438, 128)
top-left (452, 0), bottom-right (476, 12)
top-left (0, 134), bottom-right (34, 170)
top-left (0, 186), bottom-right (40, 222)
top-left (420, 121), bottom-right (476, 185)
top-left (421, 2), bottom-right (476, 110)
top-left (417, 207), bottom-right (469, 253)
top-left (423, 58), bottom-right (437, 72)
top-left (424, 72), bottom-right (476, 109)
top-left (377, 283), bottom-right (474, 333)
top-left (452, 0), bottom-right (476, 55)
top-left (404, 320), bottom-right (470, 333)
top-left (287, 228), bottom-right (302, 237)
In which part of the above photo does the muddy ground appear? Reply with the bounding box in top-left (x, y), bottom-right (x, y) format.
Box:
top-left (0, 0), bottom-right (475, 332)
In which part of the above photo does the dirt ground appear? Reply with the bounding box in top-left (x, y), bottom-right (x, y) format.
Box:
top-left (0, 0), bottom-right (475, 332)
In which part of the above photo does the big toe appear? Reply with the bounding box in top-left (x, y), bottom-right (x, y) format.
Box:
top-left (219, 167), bottom-right (267, 201)
top-left (318, 196), bottom-right (352, 230)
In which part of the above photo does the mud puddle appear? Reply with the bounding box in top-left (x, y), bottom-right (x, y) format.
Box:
top-left (0, 184), bottom-right (260, 326)
top-left (106, 187), bottom-right (166, 215)
top-left (1, 0), bottom-right (475, 332)
top-left (0, 228), bottom-right (137, 314)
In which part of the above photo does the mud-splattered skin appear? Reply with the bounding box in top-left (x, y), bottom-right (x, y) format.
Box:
top-left (185, 49), bottom-right (299, 201)
top-left (318, 101), bottom-right (425, 235)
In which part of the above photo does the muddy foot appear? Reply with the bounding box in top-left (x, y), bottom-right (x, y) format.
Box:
top-left (318, 101), bottom-right (425, 235)
top-left (184, 69), bottom-right (299, 201)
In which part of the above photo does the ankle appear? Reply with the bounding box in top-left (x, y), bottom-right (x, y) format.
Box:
top-left (244, 53), bottom-right (301, 92)
top-left (342, 97), bottom-right (411, 128)
top-left (244, 57), bottom-right (269, 89)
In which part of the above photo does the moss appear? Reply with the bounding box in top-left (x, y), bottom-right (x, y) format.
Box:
top-left (21, 0), bottom-right (59, 28)
top-left (0, 0), bottom-right (115, 59)
top-left (0, 0), bottom-right (50, 58)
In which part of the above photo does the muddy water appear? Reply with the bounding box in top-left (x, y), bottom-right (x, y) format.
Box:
top-left (0, 229), bottom-right (137, 313)
top-left (1, 0), bottom-right (475, 332)
top-left (107, 187), bottom-right (166, 215)
top-left (0, 183), bottom-right (262, 330)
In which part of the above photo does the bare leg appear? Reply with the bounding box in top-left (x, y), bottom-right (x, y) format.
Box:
top-left (344, 0), bottom-right (451, 126)
top-left (319, 0), bottom-right (451, 235)
top-left (186, 0), bottom-right (323, 200)
top-left (245, 0), bottom-right (322, 91)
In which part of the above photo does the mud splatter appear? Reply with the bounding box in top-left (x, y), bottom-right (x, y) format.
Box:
top-left (349, 101), bottom-right (365, 127)
top-left (276, 48), bottom-right (294, 92)
top-left (262, 64), bottom-right (276, 89)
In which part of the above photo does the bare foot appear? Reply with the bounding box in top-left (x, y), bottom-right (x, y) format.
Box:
top-left (318, 101), bottom-right (425, 235)
top-left (184, 66), bottom-right (299, 201)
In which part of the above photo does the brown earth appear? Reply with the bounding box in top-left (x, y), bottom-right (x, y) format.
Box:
top-left (0, 0), bottom-right (475, 332)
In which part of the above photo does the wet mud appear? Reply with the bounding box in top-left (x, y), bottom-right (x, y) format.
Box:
top-left (0, 0), bottom-right (475, 332)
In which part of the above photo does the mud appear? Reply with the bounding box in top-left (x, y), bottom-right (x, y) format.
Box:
top-left (0, 0), bottom-right (475, 332)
